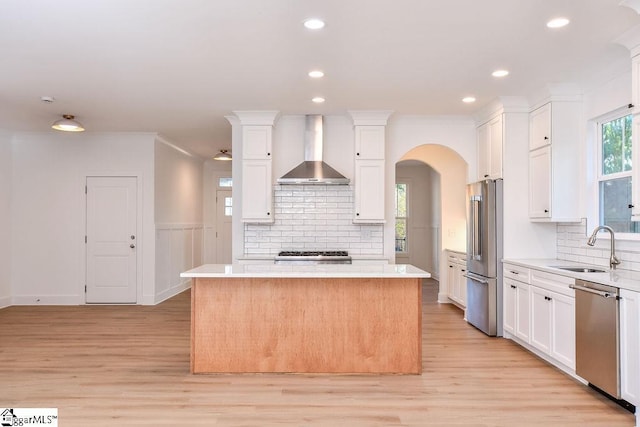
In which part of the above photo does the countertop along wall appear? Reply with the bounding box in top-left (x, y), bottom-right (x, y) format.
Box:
top-left (0, 131), bottom-right (11, 308)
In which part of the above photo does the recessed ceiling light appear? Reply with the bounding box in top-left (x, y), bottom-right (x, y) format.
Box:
top-left (547, 17), bottom-right (569, 28)
top-left (303, 18), bottom-right (325, 30)
top-left (492, 69), bottom-right (509, 78)
top-left (462, 97), bottom-right (476, 103)
top-left (312, 97), bottom-right (325, 103)
top-left (308, 70), bottom-right (324, 78)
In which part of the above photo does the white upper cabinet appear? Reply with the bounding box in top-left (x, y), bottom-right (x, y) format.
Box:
top-left (477, 114), bottom-right (503, 180)
top-left (528, 100), bottom-right (581, 222)
top-left (529, 145), bottom-right (551, 218)
top-left (242, 126), bottom-right (272, 160)
top-left (529, 103), bottom-right (552, 150)
top-left (234, 111), bottom-right (279, 224)
top-left (349, 111), bottom-right (393, 224)
top-left (355, 126), bottom-right (385, 160)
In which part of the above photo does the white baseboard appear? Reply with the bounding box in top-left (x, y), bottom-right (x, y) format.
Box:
top-left (0, 295), bottom-right (11, 309)
top-left (11, 295), bottom-right (83, 305)
top-left (154, 280), bottom-right (191, 305)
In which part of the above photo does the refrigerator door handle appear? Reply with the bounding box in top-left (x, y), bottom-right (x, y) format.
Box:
top-left (470, 195), bottom-right (482, 260)
top-left (463, 273), bottom-right (490, 284)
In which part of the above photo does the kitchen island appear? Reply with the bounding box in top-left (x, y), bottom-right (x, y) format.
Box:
top-left (180, 264), bottom-right (430, 374)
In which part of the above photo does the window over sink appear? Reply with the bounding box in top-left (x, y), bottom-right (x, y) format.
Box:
top-left (597, 112), bottom-right (639, 234)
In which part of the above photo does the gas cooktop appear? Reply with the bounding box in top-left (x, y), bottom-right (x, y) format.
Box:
top-left (274, 250), bottom-right (352, 264)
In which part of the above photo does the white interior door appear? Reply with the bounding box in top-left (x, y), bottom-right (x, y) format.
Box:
top-left (216, 190), bottom-right (232, 264)
top-left (86, 176), bottom-right (137, 303)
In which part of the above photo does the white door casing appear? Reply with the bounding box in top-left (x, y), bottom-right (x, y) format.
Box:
top-left (86, 176), bottom-right (137, 303)
top-left (216, 189), bottom-right (233, 264)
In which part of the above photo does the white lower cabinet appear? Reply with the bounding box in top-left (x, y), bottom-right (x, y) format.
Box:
top-left (621, 288), bottom-right (640, 406)
top-left (529, 272), bottom-right (575, 370)
top-left (504, 277), bottom-right (530, 342)
top-left (530, 287), bottom-right (575, 368)
top-left (503, 264), bottom-right (575, 372)
top-left (446, 251), bottom-right (467, 308)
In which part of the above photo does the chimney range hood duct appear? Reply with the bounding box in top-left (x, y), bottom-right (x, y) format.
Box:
top-left (277, 115), bottom-right (350, 185)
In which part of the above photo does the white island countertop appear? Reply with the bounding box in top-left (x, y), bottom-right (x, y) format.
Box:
top-left (503, 258), bottom-right (640, 293)
top-left (181, 263), bottom-right (431, 279)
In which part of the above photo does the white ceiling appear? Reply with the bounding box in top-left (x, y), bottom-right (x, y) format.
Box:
top-left (1, 0), bottom-right (638, 158)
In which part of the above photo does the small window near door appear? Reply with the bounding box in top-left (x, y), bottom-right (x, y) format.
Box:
top-left (597, 113), bottom-right (639, 233)
top-left (218, 177), bottom-right (233, 188)
top-left (395, 183), bottom-right (408, 253)
top-left (224, 197), bottom-right (232, 216)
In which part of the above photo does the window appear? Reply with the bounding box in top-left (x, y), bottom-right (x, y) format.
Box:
top-left (395, 183), bottom-right (408, 253)
top-left (597, 113), bottom-right (639, 233)
top-left (218, 177), bottom-right (233, 188)
top-left (224, 197), bottom-right (233, 216)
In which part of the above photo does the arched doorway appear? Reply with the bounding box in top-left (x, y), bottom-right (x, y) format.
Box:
top-left (395, 144), bottom-right (468, 303)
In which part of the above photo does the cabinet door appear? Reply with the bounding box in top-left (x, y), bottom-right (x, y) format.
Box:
top-left (515, 281), bottom-right (530, 342)
top-left (242, 160), bottom-right (273, 222)
top-left (530, 286), bottom-right (552, 354)
top-left (458, 263), bottom-right (467, 307)
top-left (447, 262), bottom-right (457, 303)
top-left (529, 103), bottom-right (551, 150)
top-left (503, 278), bottom-right (517, 336)
top-left (488, 115), bottom-right (503, 179)
top-left (243, 126), bottom-right (272, 160)
top-left (355, 126), bottom-right (385, 160)
top-left (550, 291), bottom-right (575, 369)
top-left (354, 160), bottom-right (385, 223)
top-left (529, 146), bottom-right (551, 218)
top-left (621, 289), bottom-right (640, 406)
top-left (477, 122), bottom-right (490, 180)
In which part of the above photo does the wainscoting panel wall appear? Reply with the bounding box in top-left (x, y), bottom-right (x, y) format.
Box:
top-left (155, 224), bottom-right (203, 303)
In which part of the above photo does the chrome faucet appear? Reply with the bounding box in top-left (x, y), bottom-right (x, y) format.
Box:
top-left (587, 225), bottom-right (621, 270)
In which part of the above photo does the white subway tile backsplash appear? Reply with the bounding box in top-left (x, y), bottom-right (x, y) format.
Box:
top-left (244, 184), bottom-right (384, 256)
top-left (557, 219), bottom-right (640, 272)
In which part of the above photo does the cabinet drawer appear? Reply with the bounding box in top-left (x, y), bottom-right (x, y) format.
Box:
top-left (503, 264), bottom-right (530, 283)
top-left (530, 269), bottom-right (574, 297)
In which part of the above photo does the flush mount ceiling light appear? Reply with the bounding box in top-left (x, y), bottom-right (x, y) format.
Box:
top-left (308, 70), bottom-right (325, 78)
top-left (213, 149), bottom-right (232, 161)
top-left (312, 97), bottom-right (325, 103)
top-left (547, 17), bottom-right (570, 28)
top-left (462, 96), bottom-right (476, 103)
top-left (303, 18), bottom-right (325, 30)
top-left (51, 114), bottom-right (85, 132)
top-left (492, 69), bottom-right (509, 78)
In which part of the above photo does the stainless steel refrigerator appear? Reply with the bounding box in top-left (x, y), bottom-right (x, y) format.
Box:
top-left (465, 179), bottom-right (503, 336)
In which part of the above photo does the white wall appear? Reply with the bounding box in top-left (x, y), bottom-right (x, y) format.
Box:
top-left (0, 131), bottom-right (12, 308)
top-left (154, 138), bottom-right (204, 303)
top-left (396, 161), bottom-right (441, 275)
top-left (11, 132), bottom-right (156, 305)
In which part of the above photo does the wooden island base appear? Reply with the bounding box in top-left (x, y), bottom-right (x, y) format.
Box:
top-left (191, 277), bottom-right (422, 374)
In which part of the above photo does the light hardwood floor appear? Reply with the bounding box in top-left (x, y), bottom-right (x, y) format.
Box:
top-left (0, 279), bottom-right (634, 426)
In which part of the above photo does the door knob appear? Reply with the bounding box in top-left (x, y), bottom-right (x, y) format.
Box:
top-left (130, 244), bottom-right (135, 249)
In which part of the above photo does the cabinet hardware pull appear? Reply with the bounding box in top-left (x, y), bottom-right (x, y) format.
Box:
top-left (544, 136), bottom-right (549, 140)
top-left (511, 285), bottom-right (516, 289)
top-left (267, 212), bottom-right (270, 216)
top-left (356, 152), bottom-right (360, 156)
top-left (544, 209), bottom-right (549, 213)
top-left (356, 213), bottom-right (360, 216)
top-left (510, 270), bottom-right (519, 275)
top-left (629, 204), bottom-right (635, 209)
top-left (629, 103), bottom-right (634, 109)
top-left (267, 152), bottom-right (271, 156)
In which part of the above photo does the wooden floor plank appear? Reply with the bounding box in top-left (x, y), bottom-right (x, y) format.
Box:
top-left (0, 279), bottom-right (634, 426)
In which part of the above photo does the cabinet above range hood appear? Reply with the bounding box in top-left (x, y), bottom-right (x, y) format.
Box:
top-left (277, 115), bottom-right (350, 185)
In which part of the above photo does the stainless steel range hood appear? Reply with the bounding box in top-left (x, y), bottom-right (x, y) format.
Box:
top-left (277, 115), bottom-right (350, 185)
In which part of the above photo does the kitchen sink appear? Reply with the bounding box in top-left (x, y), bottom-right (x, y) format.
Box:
top-left (550, 266), bottom-right (607, 273)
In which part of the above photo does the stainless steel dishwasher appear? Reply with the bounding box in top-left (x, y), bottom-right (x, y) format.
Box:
top-left (570, 279), bottom-right (620, 398)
